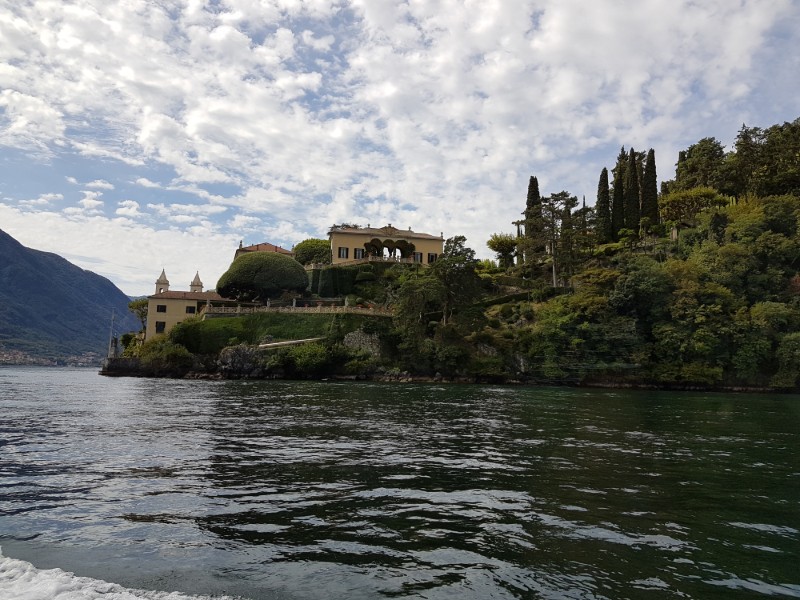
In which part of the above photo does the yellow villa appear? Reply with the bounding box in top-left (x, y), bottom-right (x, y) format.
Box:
top-left (145, 270), bottom-right (229, 340)
top-left (328, 224), bottom-right (444, 266)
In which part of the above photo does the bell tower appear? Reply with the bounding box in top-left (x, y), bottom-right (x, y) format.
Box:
top-left (190, 272), bottom-right (203, 293)
top-left (155, 269), bottom-right (170, 294)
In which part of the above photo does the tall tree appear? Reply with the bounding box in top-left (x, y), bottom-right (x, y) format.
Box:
top-left (641, 148), bottom-right (659, 227)
top-left (672, 137), bottom-right (726, 191)
top-left (726, 123), bottom-right (764, 197)
top-left (523, 176), bottom-right (545, 260)
top-left (611, 147), bottom-right (627, 240)
top-left (556, 192), bottom-right (580, 283)
top-left (758, 118), bottom-right (800, 197)
top-left (624, 147), bottom-right (641, 233)
top-left (595, 167), bottom-right (613, 244)
top-left (659, 187), bottom-right (729, 226)
top-left (430, 236), bottom-right (482, 324)
top-left (574, 198), bottom-right (596, 257)
top-left (487, 233), bottom-right (517, 269)
top-left (538, 191), bottom-right (579, 286)
top-left (128, 298), bottom-right (148, 333)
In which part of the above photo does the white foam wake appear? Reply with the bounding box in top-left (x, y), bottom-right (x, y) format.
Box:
top-left (0, 547), bottom-right (240, 600)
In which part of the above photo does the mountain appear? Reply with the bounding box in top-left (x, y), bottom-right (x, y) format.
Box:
top-left (0, 229), bottom-right (139, 362)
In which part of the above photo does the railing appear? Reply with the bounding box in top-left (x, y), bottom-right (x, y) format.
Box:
top-left (202, 305), bottom-right (393, 317)
top-left (307, 255), bottom-right (423, 269)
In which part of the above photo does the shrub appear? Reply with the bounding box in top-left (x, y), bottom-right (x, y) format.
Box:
top-left (286, 343), bottom-right (331, 378)
top-left (138, 338), bottom-right (194, 377)
top-left (294, 238), bottom-right (331, 265)
top-left (468, 356), bottom-right (508, 382)
top-left (217, 252), bottom-right (308, 302)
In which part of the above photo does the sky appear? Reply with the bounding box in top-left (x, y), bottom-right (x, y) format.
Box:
top-left (1, 0), bottom-right (798, 297)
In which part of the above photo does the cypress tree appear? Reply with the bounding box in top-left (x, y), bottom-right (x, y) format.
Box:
top-left (524, 175), bottom-right (545, 257)
top-left (624, 147), bottom-right (640, 233)
top-left (524, 176), bottom-right (542, 227)
top-left (641, 148), bottom-right (659, 226)
top-left (595, 167), bottom-right (613, 244)
top-left (611, 147), bottom-right (626, 240)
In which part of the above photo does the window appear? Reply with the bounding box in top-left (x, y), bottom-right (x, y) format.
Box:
top-left (338, 247), bottom-right (349, 259)
top-left (155, 321), bottom-right (166, 334)
top-left (354, 248), bottom-right (365, 259)
top-left (427, 253), bottom-right (438, 263)
top-left (156, 304), bottom-right (167, 313)
top-left (186, 306), bottom-right (196, 314)
top-left (413, 252), bottom-right (423, 263)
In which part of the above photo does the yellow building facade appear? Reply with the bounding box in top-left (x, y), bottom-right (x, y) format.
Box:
top-left (328, 224), bottom-right (444, 266)
top-left (145, 270), bottom-right (226, 340)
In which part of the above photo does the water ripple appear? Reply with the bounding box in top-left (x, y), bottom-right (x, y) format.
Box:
top-left (1, 369), bottom-right (799, 599)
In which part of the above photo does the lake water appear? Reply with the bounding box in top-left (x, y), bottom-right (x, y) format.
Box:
top-left (0, 367), bottom-right (798, 599)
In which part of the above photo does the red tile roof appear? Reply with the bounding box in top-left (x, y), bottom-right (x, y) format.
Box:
top-left (237, 242), bottom-right (293, 255)
top-left (148, 291), bottom-right (226, 301)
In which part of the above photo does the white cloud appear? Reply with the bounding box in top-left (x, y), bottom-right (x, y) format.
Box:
top-left (20, 193), bottom-right (63, 207)
top-left (135, 178), bottom-right (161, 188)
top-left (0, 0), bottom-right (797, 287)
top-left (0, 89), bottom-right (64, 154)
top-left (227, 214), bottom-right (263, 232)
top-left (116, 200), bottom-right (141, 217)
top-left (301, 29), bottom-right (335, 51)
top-left (86, 179), bottom-right (115, 190)
top-left (61, 191), bottom-right (105, 216)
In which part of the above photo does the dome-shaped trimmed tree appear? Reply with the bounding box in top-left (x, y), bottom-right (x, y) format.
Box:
top-left (217, 252), bottom-right (308, 302)
top-left (293, 238), bottom-right (331, 265)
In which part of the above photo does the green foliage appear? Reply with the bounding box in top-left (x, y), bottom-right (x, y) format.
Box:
top-left (217, 252), bottom-right (308, 302)
top-left (595, 167), bottom-right (613, 244)
top-left (611, 146), bottom-right (627, 240)
top-left (658, 120), bottom-right (800, 200)
top-left (169, 312), bottom-right (378, 355)
top-left (517, 175), bottom-right (546, 265)
top-left (132, 118), bottom-right (800, 389)
top-left (294, 238), bottom-right (331, 265)
top-left (315, 265), bottom-right (360, 297)
top-left (128, 298), bottom-right (148, 332)
top-left (120, 332), bottom-right (141, 356)
top-left (624, 148), bottom-right (641, 233)
top-left (138, 337), bottom-right (194, 376)
top-left (724, 119), bottom-right (800, 198)
top-left (309, 267), bottom-right (321, 293)
top-left (671, 137), bottom-right (727, 192)
top-left (355, 264), bottom-right (376, 282)
top-left (641, 148), bottom-right (659, 227)
top-left (393, 273), bottom-right (446, 343)
top-left (487, 233), bottom-right (517, 269)
top-left (468, 355), bottom-right (508, 382)
top-left (772, 332), bottom-right (800, 388)
top-left (431, 236), bottom-right (483, 324)
top-left (477, 258), bottom-right (496, 269)
top-left (660, 187), bottom-right (729, 226)
top-left (284, 343), bottom-right (331, 378)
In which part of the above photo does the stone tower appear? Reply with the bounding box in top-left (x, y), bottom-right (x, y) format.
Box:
top-left (155, 269), bottom-right (170, 294)
top-left (190, 272), bottom-right (203, 293)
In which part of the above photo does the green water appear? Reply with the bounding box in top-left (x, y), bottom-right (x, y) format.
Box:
top-left (0, 367), bottom-right (798, 598)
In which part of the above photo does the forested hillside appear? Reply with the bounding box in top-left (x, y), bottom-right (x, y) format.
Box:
top-left (127, 117), bottom-right (800, 389)
top-left (476, 117), bottom-right (800, 388)
top-left (0, 229), bottom-right (139, 363)
top-left (383, 117), bottom-right (800, 388)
